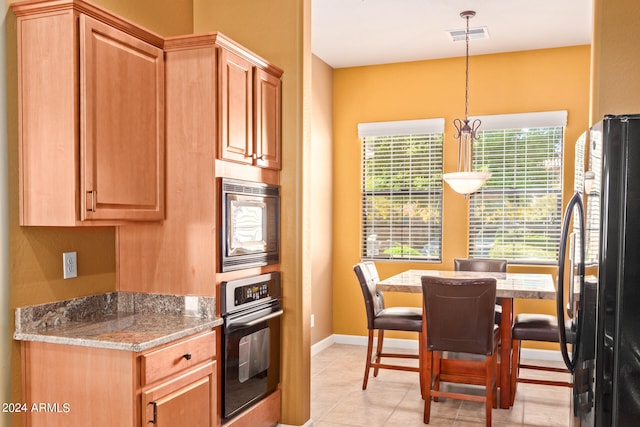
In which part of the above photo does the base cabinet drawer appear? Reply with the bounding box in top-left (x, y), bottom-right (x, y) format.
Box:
top-left (142, 330), bottom-right (216, 385)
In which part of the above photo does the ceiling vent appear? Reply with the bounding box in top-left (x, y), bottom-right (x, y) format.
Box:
top-left (448, 26), bottom-right (489, 42)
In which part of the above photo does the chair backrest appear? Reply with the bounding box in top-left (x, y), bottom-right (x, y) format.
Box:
top-left (454, 258), bottom-right (507, 273)
top-left (421, 276), bottom-right (497, 355)
top-left (353, 262), bottom-right (385, 329)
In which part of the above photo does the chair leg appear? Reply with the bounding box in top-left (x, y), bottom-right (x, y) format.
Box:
top-left (418, 330), bottom-right (425, 399)
top-left (510, 338), bottom-right (520, 406)
top-left (493, 345), bottom-right (499, 409)
top-left (485, 355), bottom-right (493, 427)
top-left (433, 351), bottom-right (441, 402)
top-left (373, 329), bottom-right (384, 377)
top-left (363, 329), bottom-right (375, 390)
top-left (423, 350), bottom-right (434, 424)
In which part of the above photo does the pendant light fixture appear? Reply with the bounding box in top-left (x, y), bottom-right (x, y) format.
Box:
top-left (443, 10), bottom-right (491, 195)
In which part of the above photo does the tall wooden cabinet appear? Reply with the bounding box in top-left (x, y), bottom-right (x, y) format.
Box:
top-left (117, 35), bottom-right (218, 296)
top-left (117, 33), bottom-right (283, 296)
top-left (13, 0), bottom-right (165, 226)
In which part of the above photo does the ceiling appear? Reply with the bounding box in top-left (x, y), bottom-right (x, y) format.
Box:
top-left (312, 0), bottom-right (593, 69)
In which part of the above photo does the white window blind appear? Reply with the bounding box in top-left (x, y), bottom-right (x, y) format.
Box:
top-left (572, 132), bottom-right (587, 265)
top-left (469, 112), bottom-right (566, 264)
top-left (360, 119), bottom-right (444, 261)
top-left (585, 132), bottom-right (602, 266)
top-left (574, 132), bottom-right (587, 194)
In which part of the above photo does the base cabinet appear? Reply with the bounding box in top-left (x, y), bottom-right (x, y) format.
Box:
top-left (20, 330), bottom-right (217, 427)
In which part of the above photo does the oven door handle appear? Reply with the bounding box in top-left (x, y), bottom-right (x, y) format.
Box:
top-left (226, 309), bottom-right (284, 332)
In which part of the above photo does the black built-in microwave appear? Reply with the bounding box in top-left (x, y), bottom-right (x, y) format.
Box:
top-left (219, 178), bottom-right (280, 272)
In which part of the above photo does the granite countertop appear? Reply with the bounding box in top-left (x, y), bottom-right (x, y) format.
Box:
top-left (14, 292), bottom-right (223, 352)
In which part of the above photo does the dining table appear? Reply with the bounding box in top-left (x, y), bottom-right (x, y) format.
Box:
top-left (377, 269), bottom-right (556, 409)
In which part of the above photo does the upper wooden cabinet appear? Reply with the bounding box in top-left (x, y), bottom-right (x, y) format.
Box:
top-left (218, 39), bottom-right (283, 170)
top-left (12, 0), bottom-right (165, 226)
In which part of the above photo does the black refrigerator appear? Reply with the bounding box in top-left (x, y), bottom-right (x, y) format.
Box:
top-left (558, 114), bottom-right (640, 427)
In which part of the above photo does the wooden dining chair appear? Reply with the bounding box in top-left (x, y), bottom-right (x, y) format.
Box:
top-left (421, 275), bottom-right (499, 427)
top-left (509, 313), bottom-right (572, 405)
top-left (353, 262), bottom-right (423, 390)
top-left (454, 258), bottom-right (507, 324)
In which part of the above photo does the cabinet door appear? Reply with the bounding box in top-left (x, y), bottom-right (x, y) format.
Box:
top-left (143, 362), bottom-right (215, 427)
top-left (254, 68), bottom-right (282, 170)
top-left (80, 15), bottom-right (165, 221)
top-left (219, 48), bottom-right (253, 165)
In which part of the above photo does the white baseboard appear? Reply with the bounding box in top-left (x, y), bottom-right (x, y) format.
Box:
top-left (332, 333), bottom-right (419, 350)
top-left (278, 421), bottom-right (312, 427)
top-left (310, 334), bottom-right (336, 357)
top-left (312, 334), bottom-right (565, 362)
top-left (520, 347), bottom-right (565, 362)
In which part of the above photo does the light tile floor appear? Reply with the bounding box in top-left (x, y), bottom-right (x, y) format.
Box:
top-left (311, 344), bottom-right (572, 427)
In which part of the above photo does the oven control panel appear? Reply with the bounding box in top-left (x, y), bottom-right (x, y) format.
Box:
top-left (235, 282), bottom-right (270, 305)
top-left (221, 272), bottom-right (282, 314)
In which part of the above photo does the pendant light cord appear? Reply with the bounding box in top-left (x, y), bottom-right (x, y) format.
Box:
top-left (464, 14), bottom-right (470, 120)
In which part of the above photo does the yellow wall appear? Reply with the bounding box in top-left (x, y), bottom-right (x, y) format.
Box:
top-left (332, 46), bottom-right (591, 346)
top-left (310, 55), bottom-right (334, 345)
top-left (5, 0), bottom-right (193, 422)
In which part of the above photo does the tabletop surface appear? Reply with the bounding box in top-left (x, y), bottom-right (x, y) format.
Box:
top-left (377, 269), bottom-right (556, 300)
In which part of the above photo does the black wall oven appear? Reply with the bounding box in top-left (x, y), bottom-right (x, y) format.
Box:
top-left (220, 272), bottom-right (282, 421)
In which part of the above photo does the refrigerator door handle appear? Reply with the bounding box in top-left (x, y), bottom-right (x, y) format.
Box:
top-left (557, 191), bottom-right (586, 374)
top-left (567, 232), bottom-right (576, 319)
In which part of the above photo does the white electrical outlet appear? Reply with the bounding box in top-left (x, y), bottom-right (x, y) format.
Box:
top-left (63, 252), bottom-right (77, 279)
top-left (184, 296), bottom-right (199, 317)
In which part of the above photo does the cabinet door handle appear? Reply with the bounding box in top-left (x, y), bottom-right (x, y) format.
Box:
top-left (148, 401), bottom-right (157, 424)
top-left (183, 353), bottom-right (192, 361)
top-left (86, 190), bottom-right (96, 212)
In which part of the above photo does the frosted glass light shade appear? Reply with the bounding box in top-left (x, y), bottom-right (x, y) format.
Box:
top-left (443, 171), bottom-right (491, 195)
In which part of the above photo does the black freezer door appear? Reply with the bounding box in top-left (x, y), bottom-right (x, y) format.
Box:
top-left (594, 115), bottom-right (640, 427)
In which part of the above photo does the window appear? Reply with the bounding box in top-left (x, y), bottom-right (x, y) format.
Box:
top-left (359, 119), bottom-right (444, 261)
top-left (468, 111), bottom-right (567, 264)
